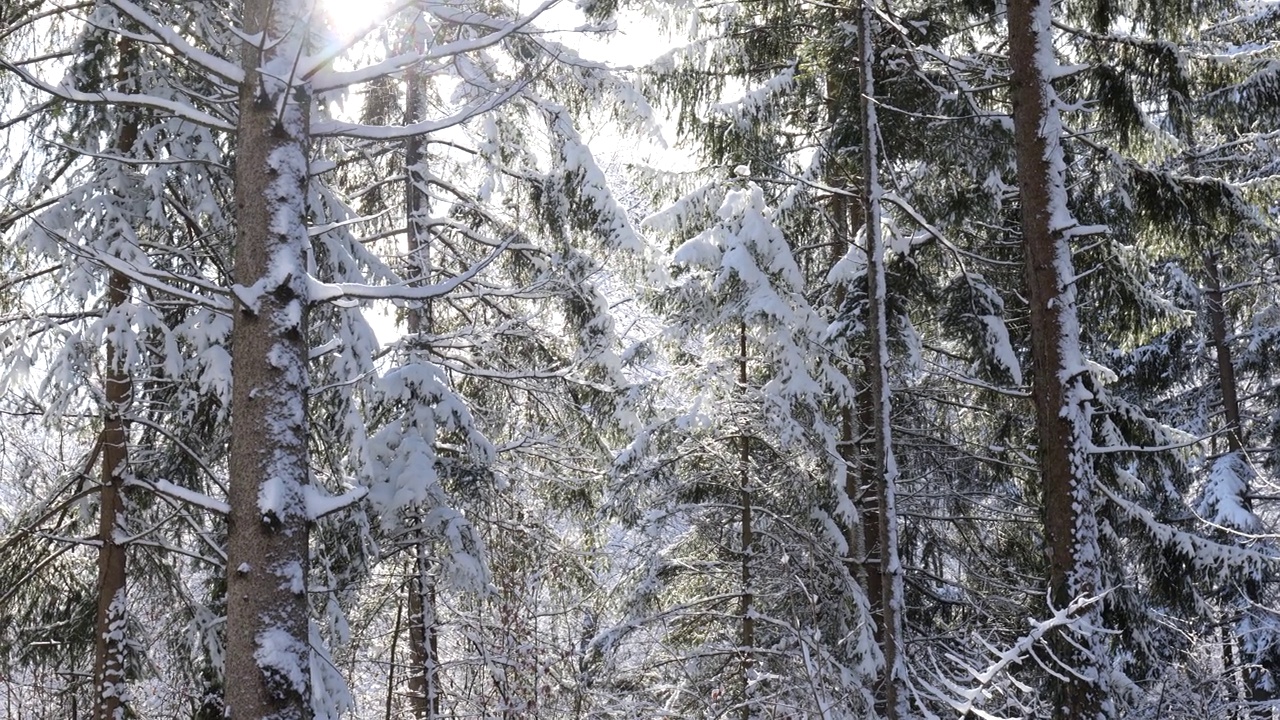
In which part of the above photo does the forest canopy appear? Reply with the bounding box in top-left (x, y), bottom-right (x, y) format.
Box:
top-left (1, 0), bottom-right (1278, 718)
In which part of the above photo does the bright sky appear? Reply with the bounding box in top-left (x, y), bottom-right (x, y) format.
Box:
top-left (318, 0), bottom-right (669, 65)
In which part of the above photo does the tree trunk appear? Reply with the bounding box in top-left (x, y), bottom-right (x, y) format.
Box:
top-left (1204, 252), bottom-right (1243, 455)
top-left (407, 543), bottom-right (440, 720)
top-left (93, 37), bottom-right (140, 720)
top-left (403, 18), bottom-right (442, 717)
top-left (1008, 0), bottom-right (1107, 717)
top-left (224, 0), bottom-right (314, 717)
top-left (385, 588), bottom-right (402, 720)
top-left (405, 15), bottom-right (434, 345)
top-left (859, 2), bottom-right (907, 715)
top-left (738, 319), bottom-right (755, 720)
top-left (857, 383), bottom-right (886, 654)
top-left (822, 1), bottom-right (875, 657)
top-left (94, 266), bottom-right (132, 720)
top-left (1206, 251), bottom-right (1276, 715)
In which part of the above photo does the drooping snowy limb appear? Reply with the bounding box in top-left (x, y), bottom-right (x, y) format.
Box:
top-left (532, 95), bottom-right (647, 253)
top-left (303, 0), bottom-right (557, 90)
top-left (299, 238), bottom-right (510, 304)
top-left (15, 207), bottom-right (234, 311)
top-left (1085, 436), bottom-right (1210, 454)
top-left (919, 594), bottom-right (1106, 720)
top-left (1007, 0), bottom-right (1110, 717)
top-left (312, 81), bottom-right (529, 138)
top-left (223, 0), bottom-right (316, 717)
top-left (305, 484), bottom-right (369, 521)
top-left (87, 252), bottom-right (234, 311)
top-left (0, 60), bottom-right (236, 131)
top-left (130, 478), bottom-right (230, 516)
top-left (1098, 483), bottom-right (1272, 576)
top-left (103, 0), bottom-right (245, 83)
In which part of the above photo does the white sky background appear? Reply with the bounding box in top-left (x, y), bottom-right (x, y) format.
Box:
top-left (320, 0), bottom-right (672, 64)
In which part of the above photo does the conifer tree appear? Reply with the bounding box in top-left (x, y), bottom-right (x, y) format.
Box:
top-left (1008, 0), bottom-right (1109, 714)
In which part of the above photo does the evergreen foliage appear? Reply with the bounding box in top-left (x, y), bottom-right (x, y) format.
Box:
top-left (0, 0), bottom-right (1277, 718)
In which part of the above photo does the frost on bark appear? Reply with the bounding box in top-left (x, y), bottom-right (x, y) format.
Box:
top-left (1008, 0), bottom-right (1107, 717)
top-left (404, 16), bottom-right (441, 717)
top-left (859, 1), bottom-right (906, 716)
top-left (1204, 251), bottom-right (1276, 714)
top-left (94, 268), bottom-right (132, 720)
top-left (407, 545), bottom-right (440, 720)
top-left (94, 38), bottom-right (139, 720)
top-left (224, 0), bottom-right (313, 717)
top-left (738, 319), bottom-right (755, 720)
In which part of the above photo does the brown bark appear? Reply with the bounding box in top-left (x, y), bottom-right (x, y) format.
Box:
top-left (1008, 0), bottom-right (1105, 717)
top-left (859, 2), bottom-right (907, 715)
top-left (94, 267), bottom-right (132, 720)
top-left (385, 589), bottom-right (402, 720)
top-left (1205, 252), bottom-right (1276, 715)
top-left (407, 543), bottom-right (440, 720)
top-left (856, 382), bottom-right (885, 639)
top-left (1204, 252), bottom-right (1243, 455)
top-left (93, 37), bottom-right (139, 720)
top-left (823, 4), bottom-right (882, 679)
top-left (738, 319), bottom-right (755, 720)
top-left (224, 0), bottom-right (313, 717)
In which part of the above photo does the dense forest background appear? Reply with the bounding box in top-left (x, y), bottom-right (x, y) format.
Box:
top-left (1, 0), bottom-right (1278, 718)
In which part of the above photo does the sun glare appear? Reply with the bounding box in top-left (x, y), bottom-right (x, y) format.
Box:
top-left (319, 0), bottom-right (387, 40)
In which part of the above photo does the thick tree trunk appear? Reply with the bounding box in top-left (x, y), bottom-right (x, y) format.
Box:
top-left (1008, 0), bottom-right (1107, 717)
top-left (822, 3), bottom-right (875, 652)
top-left (94, 270), bottom-right (132, 720)
top-left (93, 38), bottom-right (139, 719)
top-left (224, 1), bottom-right (313, 717)
top-left (859, 2), bottom-right (907, 716)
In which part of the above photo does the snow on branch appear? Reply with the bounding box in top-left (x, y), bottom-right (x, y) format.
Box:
top-left (312, 82), bottom-right (527, 138)
top-left (305, 484), bottom-right (368, 521)
top-left (131, 478), bottom-right (230, 516)
top-left (1098, 483), bottom-right (1274, 576)
top-left (303, 0), bottom-right (557, 90)
top-left (304, 238), bottom-right (509, 303)
top-left (106, 0), bottom-right (245, 84)
top-left (919, 594), bottom-right (1106, 720)
top-left (91, 252), bottom-right (233, 310)
top-left (0, 60), bottom-right (235, 131)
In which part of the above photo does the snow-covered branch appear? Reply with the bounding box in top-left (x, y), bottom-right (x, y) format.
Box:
top-left (303, 0), bottom-right (557, 91)
top-left (106, 0), bottom-right (245, 84)
top-left (304, 238), bottom-right (509, 303)
top-left (0, 60), bottom-right (236, 131)
top-left (312, 81), bottom-right (528, 138)
top-left (130, 478), bottom-right (230, 516)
